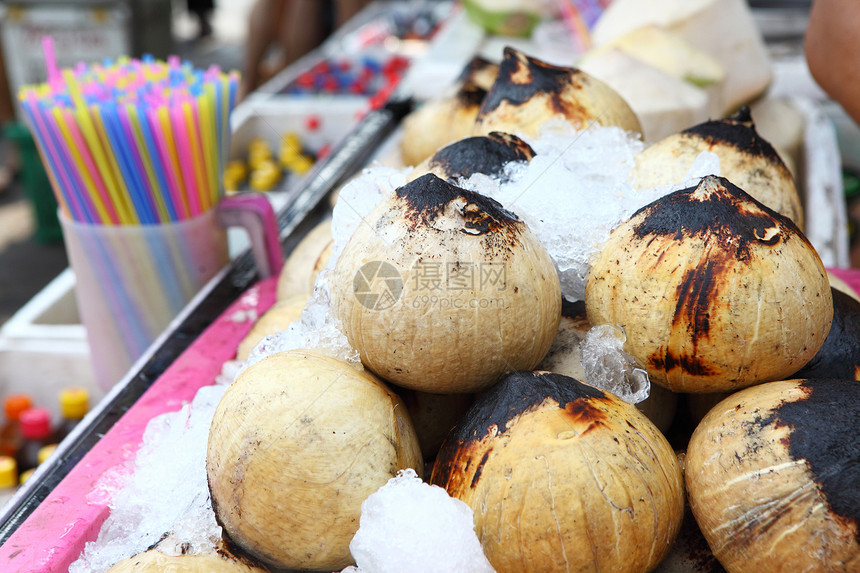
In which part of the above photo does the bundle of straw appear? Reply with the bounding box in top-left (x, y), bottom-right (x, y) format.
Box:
top-left (18, 38), bottom-right (239, 225)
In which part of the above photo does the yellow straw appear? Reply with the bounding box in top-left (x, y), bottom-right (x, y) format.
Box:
top-left (157, 106), bottom-right (191, 218)
top-left (218, 76), bottom-right (230, 172)
top-left (182, 100), bottom-right (209, 212)
top-left (51, 107), bottom-right (111, 224)
top-left (199, 85), bottom-right (219, 208)
top-left (63, 70), bottom-right (133, 224)
top-left (127, 105), bottom-right (170, 222)
top-left (90, 105), bottom-right (139, 224)
top-left (74, 106), bottom-right (132, 224)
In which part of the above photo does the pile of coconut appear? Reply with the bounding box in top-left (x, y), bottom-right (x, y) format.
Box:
top-left (112, 47), bottom-right (859, 572)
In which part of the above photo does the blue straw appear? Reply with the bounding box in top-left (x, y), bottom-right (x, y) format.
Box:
top-left (135, 102), bottom-right (178, 222)
top-left (117, 104), bottom-right (164, 223)
top-left (101, 102), bottom-right (155, 224)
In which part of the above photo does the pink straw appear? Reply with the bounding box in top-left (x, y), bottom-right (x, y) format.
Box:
top-left (145, 106), bottom-right (189, 219)
top-left (169, 104), bottom-right (202, 216)
top-left (41, 36), bottom-right (63, 91)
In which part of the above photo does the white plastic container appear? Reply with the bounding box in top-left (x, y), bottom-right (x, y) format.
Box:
top-left (0, 269), bottom-right (102, 419)
top-left (59, 209), bottom-right (230, 391)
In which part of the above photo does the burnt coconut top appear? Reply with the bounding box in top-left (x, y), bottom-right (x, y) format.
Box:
top-left (440, 370), bottom-right (608, 446)
top-left (395, 173), bottom-right (522, 237)
top-left (455, 84), bottom-right (488, 108)
top-left (682, 107), bottom-right (784, 166)
top-left (454, 56), bottom-right (498, 107)
top-left (431, 371), bottom-right (621, 488)
top-left (630, 175), bottom-right (802, 261)
top-left (479, 46), bottom-right (584, 117)
top-left (457, 55), bottom-right (498, 84)
top-left (427, 132), bottom-right (535, 182)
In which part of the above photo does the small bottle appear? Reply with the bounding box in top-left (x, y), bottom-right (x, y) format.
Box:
top-left (18, 468), bottom-right (33, 486)
top-left (0, 456), bottom-right (17, 508)
top-left (54, 387), bottom-right (89, 443)
top-left (16, 409), bottom-right (53, 473)
top-left (0, 395), bottom-right (33, 458)
top-left (37, 444), bottom-right (57, 466)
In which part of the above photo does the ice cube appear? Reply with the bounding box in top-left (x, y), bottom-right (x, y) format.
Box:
top-left (215, 359), bottom-right (244, 386)
top-left (457, 172), bottom-right (501, 198)
top-left (347, 469), bottom-right (495, 573)
top-left (580, 324), bottom-right (651, 404)
top-left (679, 150), bottom-right (721, 190)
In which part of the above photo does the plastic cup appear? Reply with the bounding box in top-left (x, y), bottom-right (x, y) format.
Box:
top-left (59, 209), bottom-right (229, 391)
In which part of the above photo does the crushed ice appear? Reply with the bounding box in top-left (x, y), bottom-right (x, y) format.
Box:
top-left (69, 381), bottom-right (230, 572)
top-left (458, 123), bottom-right (720, 301)
top-left (330, 164), bottom-right (408, 261)
top-left (580, 324), bottom-right (650, 404)
top-left (342, 469), bottom-right (495, 573)
top-left (243, 269), bottom-right (361, 371)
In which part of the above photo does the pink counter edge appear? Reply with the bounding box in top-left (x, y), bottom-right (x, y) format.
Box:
top-left (0, 277), bottom-right (278, 572)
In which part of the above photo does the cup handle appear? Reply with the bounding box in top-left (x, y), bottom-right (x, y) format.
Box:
top-left (215, 195), bottom-right (283, 279)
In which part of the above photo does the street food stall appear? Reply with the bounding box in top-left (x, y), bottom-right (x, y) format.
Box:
top-left (0, 1), bottom-right (857, 571)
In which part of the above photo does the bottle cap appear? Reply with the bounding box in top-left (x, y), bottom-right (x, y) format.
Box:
top-left (19, 409), bottom-right (52, 440)
top-left (37, 444), bottom-right (57, 465)
top-left (60, 388), bottom-right (89, 420)
top-left (19, 468), bottom-right (33, 486)
top-left (4, 395), bottom-right (32, 421)
top-left (0, 456), bottom-right (16, 489)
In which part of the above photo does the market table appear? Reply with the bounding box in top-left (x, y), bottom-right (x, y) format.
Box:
top-left (0, 1), bottom-right (857, 570)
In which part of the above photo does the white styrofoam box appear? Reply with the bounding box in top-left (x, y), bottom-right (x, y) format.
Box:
top-left (226, 97), bottom-right (368, 250)
top-left (0, 269), bottom-right (103, 421)
top-left (759, 50), bottom-right (850, 268)
top-left (825, 102), bottom-right (860, 173)
top-left (229, 97), bottom-right (368, 160)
